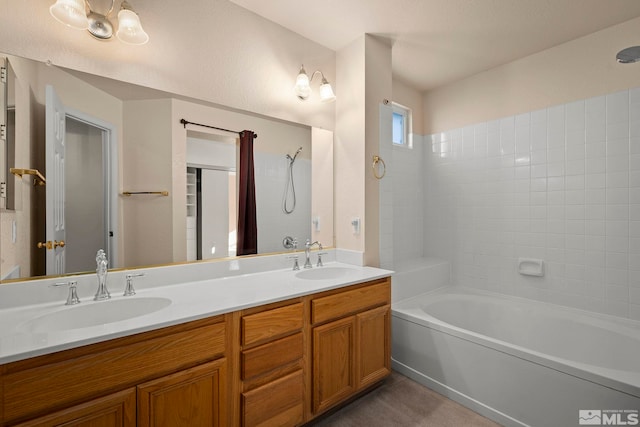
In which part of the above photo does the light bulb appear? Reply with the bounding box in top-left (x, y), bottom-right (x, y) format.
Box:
top-left (49, 0), bottom-right (88, 30)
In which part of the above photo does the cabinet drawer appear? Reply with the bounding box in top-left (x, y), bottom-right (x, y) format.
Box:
top-left (242, 302), bottom-right (303, 347)
top-left (311, 279), bottom-right (390, 324)
top-left (241, 332), bottom-right (303, 381)
top-left (242, 370), bottom-right (304, 427)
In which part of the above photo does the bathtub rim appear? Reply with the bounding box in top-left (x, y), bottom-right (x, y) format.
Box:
top-left (391, 285), bottom-right (640, 399)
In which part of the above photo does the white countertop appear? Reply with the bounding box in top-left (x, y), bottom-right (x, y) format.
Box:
top-left (0, 262), bottom-right (392, 364)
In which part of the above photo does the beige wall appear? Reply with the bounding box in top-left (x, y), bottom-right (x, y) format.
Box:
top-left (122, 99), bottom-right (174, 267)
top-left (0, 0), bottom-right (336, 131)
top-left (311, 128), bottom-right (334, 246)
top-left (334, 35), bottom-right (392, 266)
top-left (423, 16), bottom-right (640, 135)
top-left (335, 37), bottom-right (366, 252)
top-left (364, 36), bottom-right (393, 267)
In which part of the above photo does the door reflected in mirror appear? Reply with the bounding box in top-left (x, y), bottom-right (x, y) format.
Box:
top-left (43, 85), bottom-right (118, 277)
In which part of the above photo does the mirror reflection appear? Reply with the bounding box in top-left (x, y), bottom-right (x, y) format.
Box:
top-left (0, 53), bottom-right (332, 282)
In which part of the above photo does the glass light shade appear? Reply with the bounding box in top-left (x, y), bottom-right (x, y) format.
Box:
top-left (49, 0), bottom-right (88, 30)
top-left (319, 80), bottom-right (336, 102)
top-left (293, 69), bottom-right (311, 100)
top-left (116, 8), bottom-right (149, 45)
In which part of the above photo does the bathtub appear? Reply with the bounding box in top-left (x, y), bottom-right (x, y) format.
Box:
top-left (391, 278), bottom-right (640, 426)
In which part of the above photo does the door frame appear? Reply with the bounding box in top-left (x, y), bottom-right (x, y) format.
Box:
top-left (65, 107), bottom-right (119, 268)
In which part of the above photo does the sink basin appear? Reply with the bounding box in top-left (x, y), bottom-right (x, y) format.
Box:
top-left (295, 267), bottom-right (354, 281)
top-left (19, 297), bottom-right (172, 333)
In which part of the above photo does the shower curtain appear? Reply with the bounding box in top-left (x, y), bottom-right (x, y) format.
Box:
top-left (237, 130), bottom-right (257, 255)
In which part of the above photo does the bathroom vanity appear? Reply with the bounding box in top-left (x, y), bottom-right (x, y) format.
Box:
top-left (0, 261), bottom-right (391, 426)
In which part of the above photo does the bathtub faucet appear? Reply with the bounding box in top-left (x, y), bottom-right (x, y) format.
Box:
top-left (304, 239), bottom-right (322, 269)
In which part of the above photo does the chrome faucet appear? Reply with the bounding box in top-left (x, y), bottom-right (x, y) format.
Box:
top-left (304, 239), bottom-right (322, 269)
top-left (288, 255), bottom-right (300, 271)
top-left (94, 249), bottom-right (111, 301)
top-left (124, 273), bottom-right (145, 296)
top-left (51, 280), bottom-right (80, 305)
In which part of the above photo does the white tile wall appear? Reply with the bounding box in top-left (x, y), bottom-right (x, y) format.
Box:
top-left (379, 104), bottom-right (395, 270)
top-left (389, 135), bottom-right (424, 265)
top-left (422, 87), bottom-right (640, 321)
top-left (254, 153), bottom-right (311, 254)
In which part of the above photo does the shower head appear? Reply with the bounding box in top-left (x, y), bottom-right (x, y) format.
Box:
top-left (616, 46), bottom-right (640, 64)
top-left (286, 147), bottom-right (303, 162)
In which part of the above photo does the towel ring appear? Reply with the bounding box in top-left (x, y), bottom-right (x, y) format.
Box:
top-left (372, 155), bottom-right (386, 179)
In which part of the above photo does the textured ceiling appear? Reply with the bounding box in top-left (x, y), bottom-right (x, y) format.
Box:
top-left (229, 0), bottom-right (640, 91)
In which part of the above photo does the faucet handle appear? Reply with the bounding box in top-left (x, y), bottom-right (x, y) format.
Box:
top-left (283, 236), bottom-right (298, 250)
top-left (124, 273), bottom-right (145, 296)
top-left (287, 255), bottom-right (300, 271)
top-left (317, 252), bottom-right (328, 268)
top-left (51, 280), bottom-right (80, 305)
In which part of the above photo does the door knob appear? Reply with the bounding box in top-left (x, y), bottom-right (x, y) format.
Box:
top-left (37, 240), bottom-right (65, 250)
top-left (37, 241), bottom-right (52, 250)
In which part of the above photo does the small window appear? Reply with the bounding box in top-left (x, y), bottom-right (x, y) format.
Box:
top-left (392, 102), bottom-right (412, 148)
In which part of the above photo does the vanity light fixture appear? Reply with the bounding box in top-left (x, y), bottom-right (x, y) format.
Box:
top-left (49, 0), bottom-right (149, 45)
top-left (293, 65), bottom-right (336, 102)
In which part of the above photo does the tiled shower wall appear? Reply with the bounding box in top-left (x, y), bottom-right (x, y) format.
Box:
top-left (423, 88), bottom-right (640, 320)
top-left (255, 154), bottom-right (311, 254)
top-left (378, 104), bottom-right (424, 270)
top-left (392, 137), bottom-right (425, 263)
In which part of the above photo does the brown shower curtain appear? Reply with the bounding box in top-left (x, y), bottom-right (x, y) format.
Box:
top-left (237, 130), bottom-right (257, 255)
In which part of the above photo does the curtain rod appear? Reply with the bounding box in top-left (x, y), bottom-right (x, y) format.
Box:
top-left (180, 119), bottom-right (258, 139)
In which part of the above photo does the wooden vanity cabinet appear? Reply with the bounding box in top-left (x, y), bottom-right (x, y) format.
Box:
top-left (1, 315), bottom-right (229, 427)
top-left (310, 278), bottom-right (391, 415)
top-left (1, 276), bottom-right (392, 427)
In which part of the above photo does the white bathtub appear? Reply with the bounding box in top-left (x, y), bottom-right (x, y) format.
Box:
top-left (392, 284), bottom-right (640, 427)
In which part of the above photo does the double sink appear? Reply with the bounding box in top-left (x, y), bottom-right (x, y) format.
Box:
top-left (14, 266), bottom-right (355, 334)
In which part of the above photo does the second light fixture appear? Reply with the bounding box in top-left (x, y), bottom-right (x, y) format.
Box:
top-left (293, 65), bottom-right (336, 102)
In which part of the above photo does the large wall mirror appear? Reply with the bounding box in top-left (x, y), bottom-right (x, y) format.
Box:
top-left (0, 53), bottom-right (334, 282)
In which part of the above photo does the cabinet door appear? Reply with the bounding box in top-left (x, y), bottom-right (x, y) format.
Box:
top-left (137, 359), bottom-right (227, 427)
top-left (312, 316), bottom-right (356, 414)
top-left (356, 305), bottom-right (391, 389)
top-left (14, 388), bottom-right (135, 427)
